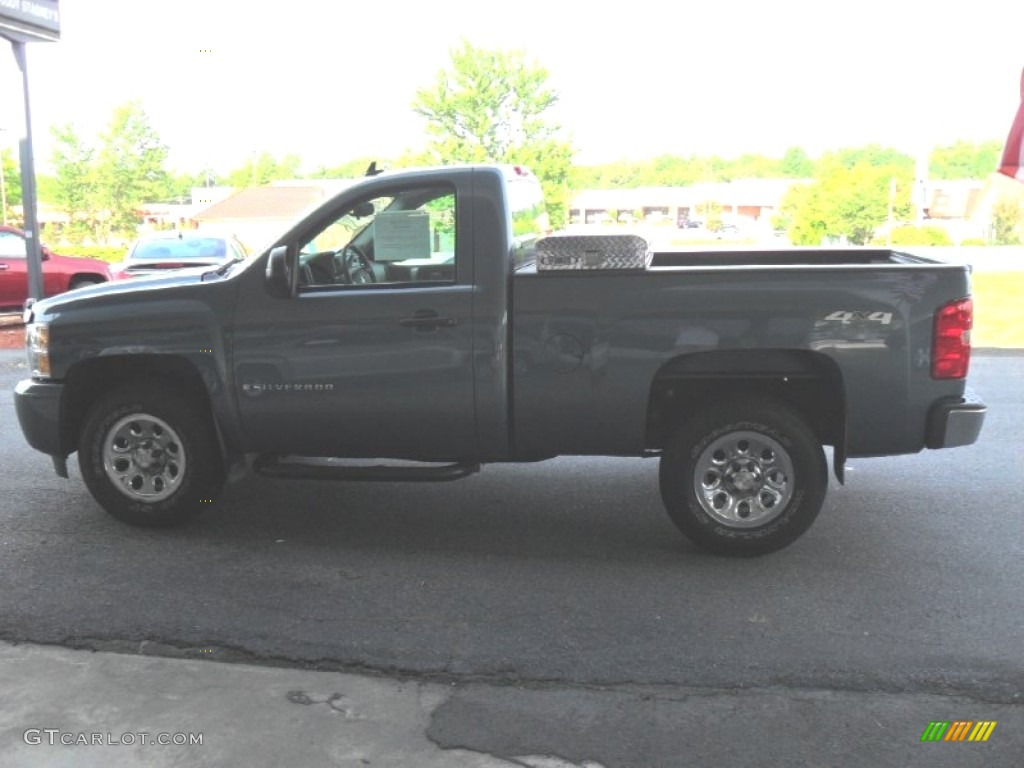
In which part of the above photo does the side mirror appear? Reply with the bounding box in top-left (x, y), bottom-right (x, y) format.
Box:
top-left (351, 202), bottom-right (374, 218)
top-left (265, 245), bottom-right (297, 298)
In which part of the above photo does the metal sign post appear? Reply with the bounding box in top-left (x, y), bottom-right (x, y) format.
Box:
top-left (1, 0), bottom-right (60, 306)
top-left (13, 41), bottom-right (44, 302)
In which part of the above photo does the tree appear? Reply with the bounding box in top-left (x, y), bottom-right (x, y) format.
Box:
top-left (50, 123), bottom-right (97, 242)
top-left (781, 161), bottom-right (913, 245)
top-left (990, 197), bottom-right (1023, 244)
top-left (780, 147), bottom-right (813, 177)
top-left (162, 170), bottom-right (220, 204)
top-left (309, 157), bottom-right (381, 179)
top-left (1, 147), bottom-right (20, 223)
top-left (225, 152), bottom-right (303, 187)
top-left (778, 182), bottom-right (827, 244)
top-left (413, 40), bottom-right (575, 228)
top-left (92, 101), bottom-right (170, 241)
top-left (821, 145), bottom-right (914, 173)
top-left (881, 225), bottom-right (953, 246)
top-left (728, 153), bottom-right (783, 179)
top-left (930, 140), bottom-right (1003, 180)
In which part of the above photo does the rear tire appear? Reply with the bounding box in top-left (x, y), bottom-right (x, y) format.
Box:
top-left (78, 382), bottom-right (224, 527)
top-left (659, 398), bottom-right (827, 556)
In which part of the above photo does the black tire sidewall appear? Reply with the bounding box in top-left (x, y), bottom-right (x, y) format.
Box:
top-left (660, 400), bottom-right (827, 556)
top-left (78, 384), bottom-right (223, 527)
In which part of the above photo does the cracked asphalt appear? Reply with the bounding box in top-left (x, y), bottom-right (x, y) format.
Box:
top-left (0, 349), bottom-right (1022, 766)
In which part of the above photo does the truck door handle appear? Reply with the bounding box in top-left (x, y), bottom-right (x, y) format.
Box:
top-left (399, 310), bottom-right (459, 330)
top-left (0, 264), bottom-right (9, 270)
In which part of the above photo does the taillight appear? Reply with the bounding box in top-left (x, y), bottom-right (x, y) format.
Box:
top-left (932, 298), bottom-right (972, 379)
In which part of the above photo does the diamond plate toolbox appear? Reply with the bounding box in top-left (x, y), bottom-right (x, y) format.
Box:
top-left (535, 234), bottom-right (652, 271)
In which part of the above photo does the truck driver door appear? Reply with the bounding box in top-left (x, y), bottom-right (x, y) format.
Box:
top-left (231, 181), bottom-right (477, 461)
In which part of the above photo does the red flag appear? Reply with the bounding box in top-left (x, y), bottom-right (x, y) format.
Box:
top-left (999, 67), bottom-right (1024, 181)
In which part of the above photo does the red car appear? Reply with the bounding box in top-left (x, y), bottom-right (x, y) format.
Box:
top-left (0, 226), bottom-right (111, 310)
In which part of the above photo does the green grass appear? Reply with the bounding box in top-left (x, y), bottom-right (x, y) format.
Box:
top-left (971, 272), bottom-right (1024, 348)
top-left (55, 245), bottom-right (125, 263)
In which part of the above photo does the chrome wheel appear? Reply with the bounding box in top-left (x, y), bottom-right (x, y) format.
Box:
top-left (692, 430), bottom-right (794, 528)
top-left (102, 413), bottom-right (186, 502)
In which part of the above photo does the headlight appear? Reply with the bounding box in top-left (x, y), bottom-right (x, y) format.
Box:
top-left (26, 323), bottom-right (51, 378)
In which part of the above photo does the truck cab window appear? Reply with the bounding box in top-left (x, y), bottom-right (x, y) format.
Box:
top-left (298, 186), bottom-right (457, 288)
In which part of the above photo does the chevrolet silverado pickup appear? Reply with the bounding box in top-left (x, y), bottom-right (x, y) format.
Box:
top-left (13, 165), bottom-right (986, 556)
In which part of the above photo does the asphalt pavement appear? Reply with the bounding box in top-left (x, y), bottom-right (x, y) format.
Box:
top-left (0, 349), bottom-right (1021, 766)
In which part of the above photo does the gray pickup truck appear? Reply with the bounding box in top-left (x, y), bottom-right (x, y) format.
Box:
top-left (14, 164), bottom-right (986, 556)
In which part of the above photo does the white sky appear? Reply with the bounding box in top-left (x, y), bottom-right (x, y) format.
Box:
top-left (1, 0), bottom-right (1021, 175)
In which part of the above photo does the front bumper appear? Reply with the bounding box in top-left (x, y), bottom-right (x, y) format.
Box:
top-left (14, 378), bottom-right (65, 458)
top-left (925, 388), bottom-right (986, 449)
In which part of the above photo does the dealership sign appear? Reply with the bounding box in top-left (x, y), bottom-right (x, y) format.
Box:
top-left (0, 0), bottom-right (59, 43)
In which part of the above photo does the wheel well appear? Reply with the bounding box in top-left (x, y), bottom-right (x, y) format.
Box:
top-left (645, 349), bottom-right (846, 459)
top-left (69, 273), bottom-right (108, 288)
top-left (61, 355), bottom-right (214, 456)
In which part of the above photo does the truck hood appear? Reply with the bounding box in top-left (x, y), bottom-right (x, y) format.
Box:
top-left (28, 266), bottom-right (218, 320)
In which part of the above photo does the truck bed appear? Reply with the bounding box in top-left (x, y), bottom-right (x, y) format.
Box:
top-left (510, 252), bottom-right (971, 460)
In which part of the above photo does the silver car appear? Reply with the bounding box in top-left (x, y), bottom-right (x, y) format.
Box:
top-left (112, 232), bottom-right (249, 280)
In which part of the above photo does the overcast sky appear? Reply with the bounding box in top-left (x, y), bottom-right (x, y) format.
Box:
top-left (1, 0), bottom-right (1021, 174)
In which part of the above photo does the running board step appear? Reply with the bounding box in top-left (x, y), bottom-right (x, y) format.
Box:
top-left (253, 455), bottom-right (480, 482)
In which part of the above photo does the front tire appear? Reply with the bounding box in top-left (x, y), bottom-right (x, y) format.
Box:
top-left (78, 382), bottom-right (224, 527)
top-left (659, 398), bottom-right (827, 556)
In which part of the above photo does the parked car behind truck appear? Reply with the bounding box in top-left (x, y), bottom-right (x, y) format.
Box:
top-left (110, 231), bottom-right (249, 280)
top-left (14, 164), bottom-right (986, 556)
top-left (0, 226), bottom-right (110, 310)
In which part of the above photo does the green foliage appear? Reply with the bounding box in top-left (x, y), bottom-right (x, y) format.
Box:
top-left (50, 122), bottom-right (96, 240)
top-left (35, 173), bottom-right (58, 203)
top-left (572, 154), bottom-right (727, 189)
top-left (990, 197), bottom-right (1023, 245)
top-left (571, 148), bottom-right (812, 191)
top-left (787, 145), bottom-right (915, 245)
top-left (225, 152), bottom-right (302, 187)
top-left (308, 157), bottom-right (381, 179)
top-left (1, 148), bottom-right (20, 213)
top-left (779, 182), bottom-right (827, 245)
top-left (412, 40), bottom-right (575, 228)
top-left (929, 140), bottom-right (1003, 180)
top-left (729, 153), bottom-right (783, 179)
top-left (507, 138), bottom-right (573, 229)
top-left (959, 237), bottom-right (988, 246)
top-left (782, 157), bottom-right (913, 246)
top-left (52, 244), bottom-right (125, 263)
top-left (819, 145), bottom-right (915, 174)
top-left (572, 144), bottom-right (914, 196)
top-left (779, 147), bottom-right (813, 177)
top-left (93, 100), bottom-right (170, 240)
top-left (415, 41), bottom-right (556, 160)
top-left (883, 225), bottom-right (953, 246)
top-left (49, 101), bottom-right (171, 244)
top-left (161, 169), bottom-right (221, 203)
